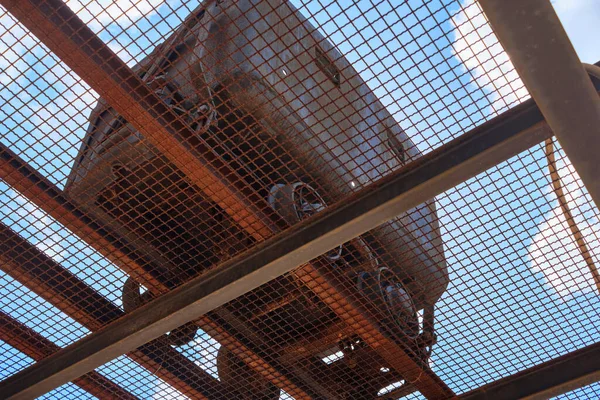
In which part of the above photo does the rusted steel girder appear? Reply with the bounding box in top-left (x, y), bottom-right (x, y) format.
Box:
top-left (0, 311), bottom-right (137, 400)
top-left (0, 222), bottom-right (227, 400)
top-left (0, 0), bottom-right (335, 397)
top-left (478, 0), bottom-right (600, 209)
top-left (0, 86), bottom-right (561, 400)
top-left (0, 148), bottom-right (329, 399)
top-left (0, 150), bottom-right (321, 400)
top-left (0, 0), bottom-right (449, 398)
top-left (280, 321), bottom-right (354, 363)
top-left (460, 341), bottom-right (600, 400)
top-left (0, 1), bottom-right (455, 397)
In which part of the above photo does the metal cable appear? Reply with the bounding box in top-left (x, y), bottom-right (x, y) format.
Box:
top-left (545, 137), bottom-right (600, 294)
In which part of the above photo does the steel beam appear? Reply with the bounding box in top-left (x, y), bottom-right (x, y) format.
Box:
top-left (3, 154), bottom-right (327, 399)
top-left (0, 0), bottom-right (333, 396)
top-left (0, 1), bottom-right (451, 396)
top-left (460, 341), bottom-right (600, 400)
top-left (478, 0), bottom-right (600, 208)
top-left (0, 78), bottom-right (561, 398)
top-left (281, 321), bottom-right (354, 363)
top-left (0, 311), bottom-right (137, 400)
top-left (0, 222), bottom-right (227, 400)
top-left (4, 1), bottom-right (597, 399)
top-left (0, 150), bottom-right (322, 400)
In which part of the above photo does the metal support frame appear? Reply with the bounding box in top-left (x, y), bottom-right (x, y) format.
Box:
top-left (460, 342), bottom-right (600, 400)
top-left (201, 308), bottom-right (336, 399)
top-left (0, 0), bottom-right (342, 397)
top-left (0, 80), bottom-right (559, 398)
top-left (0, 0), bottom-right (452, 397)
top-left (478, 0), bottom-right (600, 209)
top-left (0, 222), bottom-right (228, 399)
top-left (0, 147), bottom-right (319, 400)
top-left (0, 311), bottom-right (137, 400)
top-left (1, 0), bottom-right (598, 399)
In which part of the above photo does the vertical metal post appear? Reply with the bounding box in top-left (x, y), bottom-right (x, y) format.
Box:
top-left (478, 0), bottom-right (600, 208)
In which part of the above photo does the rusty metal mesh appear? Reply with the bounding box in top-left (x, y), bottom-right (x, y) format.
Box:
top-left (557, 384), bottom-right (600, 400)
top-left (0, 0), bottom-right (597, 399)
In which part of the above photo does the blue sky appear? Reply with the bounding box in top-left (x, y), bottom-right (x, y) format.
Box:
top-left (0, 0), bottom-right (599, 398)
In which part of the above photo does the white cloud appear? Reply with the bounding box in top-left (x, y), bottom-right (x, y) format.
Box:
top-left (450, 0), bottom-right (529, 115)
top-left (1, 0), bottom-right (165, 83)
top-left (528, 0), bottom-right (600, 298)
top-left (66, 0), bottom-right (166, 28)
top-left (189, 334), bottom-right (220, 378)
top-left (527, 152), bottom-right (600, 299)
top-left (0, 10), bottom-right (37, 85)
top-left (152, 381), bottom-right (188, 400)
top-left (0, 7), bottom-right (102, 267)
top-left (151, 335), bottom-right (220, 399)
top-left (452, 0), bottom-right (600, 299)
top-left (0, 14), bottom-right (99, 186)
top-left (6, 188), bottom-right (67, 262)
top-left (552, 0), bottom-right (600, 63)
top-left (451, 0), bottom-right (600, 116)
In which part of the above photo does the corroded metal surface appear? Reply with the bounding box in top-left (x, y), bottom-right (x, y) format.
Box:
top-left (1, 0), bottom-right (599, 399)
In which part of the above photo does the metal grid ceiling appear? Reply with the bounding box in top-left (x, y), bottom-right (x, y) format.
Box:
top-left (0, 0), bottom-right (598, 399)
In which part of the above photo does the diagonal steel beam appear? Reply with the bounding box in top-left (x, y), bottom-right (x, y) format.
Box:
top-left (0, 1), bottom-right (454, 396)
top-left (459, 341), bottom-right (600, 400)
top-left (0, 311), bottom-right (137, 400)
top-left (0, 222), bottom-right (227, 400)
top-left (0, 0), bottom-right (332, 396)
top-left (0, 0), bottom-right (274, 241)
top-left (0, 73), bottom-right (561, 399)
top-left (479, 0), bottom-right (600, 209)
top-left (6, 1), bottom-right (597, 399)
top-left (0, 148), bottom-right (322, 400)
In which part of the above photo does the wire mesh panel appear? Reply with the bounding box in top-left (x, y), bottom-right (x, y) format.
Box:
top-left (429, 142), bottom-right (600, 393)
top-left (0, 0), bottom-right (598, 399)
top-left (557, 383), bottom-right (600, 400)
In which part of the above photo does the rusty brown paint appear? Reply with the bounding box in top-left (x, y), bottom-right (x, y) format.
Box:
top-left (198, 316), bottom-right (315, 400)
top-left (0, 0), bottom-right (454, 397)
top-left (0, 145), bottom-right (313, 398)
top-left (0, 222), bottom-right (224, 400)
top-left (295, 264), bottom-right (453, 399)
top-left (0, 311), bottom-right (138, 400)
